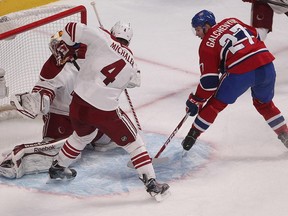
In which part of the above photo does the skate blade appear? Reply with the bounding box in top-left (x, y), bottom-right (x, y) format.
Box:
top-left (46, 176), bottom-right (75, 184)
top-left (154, 190), bottom-right (171, 202)
top-left (182, 150), bottom-right (188, 158)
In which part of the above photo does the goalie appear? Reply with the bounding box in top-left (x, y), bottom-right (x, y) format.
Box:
top-left (0, 31), bottom-right (118, 179)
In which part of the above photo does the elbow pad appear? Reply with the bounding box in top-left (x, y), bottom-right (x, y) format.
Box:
top-left (199, 73), bottom-right (219, 91)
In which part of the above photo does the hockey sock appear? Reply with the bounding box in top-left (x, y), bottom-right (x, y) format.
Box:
top-left (123, 134), bottom-right (156, 179)
top-left (56, 130), bottom-right (97, 167)
top-left (253, 99), bottom-right (287, 135)
top-left (193, 98), bottom-right (227, 132)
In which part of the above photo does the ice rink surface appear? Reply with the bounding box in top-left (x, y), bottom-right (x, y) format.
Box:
top-left (1, 0), bottom-right (288, 215)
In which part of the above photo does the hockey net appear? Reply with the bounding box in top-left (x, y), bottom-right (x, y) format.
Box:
top-left (0, 5), bottom-right (87, 120)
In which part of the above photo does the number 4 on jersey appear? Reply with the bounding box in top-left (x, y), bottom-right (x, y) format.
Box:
top-left (101, 59), bottom-right (126, 85)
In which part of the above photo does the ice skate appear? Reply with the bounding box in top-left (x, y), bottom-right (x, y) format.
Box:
top-left (278, 131), bottom-right (288, 149)
top-left (182, 127), bottom-right (201, 151)
top-left (48, 160), bottom-right (76, 182)
top-left (140, 174), bottom-right (170, 202)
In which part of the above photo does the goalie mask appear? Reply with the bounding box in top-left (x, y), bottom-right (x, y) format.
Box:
top-left (110, 21), bottom-right (133, 46)
top-left (49, 31), bottom-right (63, 60)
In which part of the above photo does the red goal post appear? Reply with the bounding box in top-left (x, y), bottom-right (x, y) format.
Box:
top-left (0, 5), bottom-right (87, 107)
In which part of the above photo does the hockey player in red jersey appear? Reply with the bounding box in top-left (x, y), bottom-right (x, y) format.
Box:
top-left (242, 0), bottom-right (288, 40)
top-left (181, 10), bottom-right (288, 151)
top-left (47, 21), bottom-right (170, 201)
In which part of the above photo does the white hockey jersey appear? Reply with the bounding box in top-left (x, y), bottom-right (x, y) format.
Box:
top-left (61, 22), bottom-right (140, 111)
top-left (33, 55), bottom-right (84, 116)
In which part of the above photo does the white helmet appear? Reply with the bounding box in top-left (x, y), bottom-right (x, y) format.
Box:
top-left (110, 21), bottom-right (133, 46)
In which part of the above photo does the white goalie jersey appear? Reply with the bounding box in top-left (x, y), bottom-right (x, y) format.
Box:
top-left (9, 54), bottom-right (86, 120)
top-left (33, 55), bottom-right (83, 117)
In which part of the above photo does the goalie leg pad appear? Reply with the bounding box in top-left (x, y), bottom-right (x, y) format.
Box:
top-left (0, 139), bottom-right (66, 178)
top-left (0, 158), bottom-right (16, 178)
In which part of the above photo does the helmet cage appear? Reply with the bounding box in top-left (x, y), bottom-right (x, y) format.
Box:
top-left (49, 31), bottom-right (63, 58)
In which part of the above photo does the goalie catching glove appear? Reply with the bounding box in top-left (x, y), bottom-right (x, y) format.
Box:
top-left (186, 93), bottom-right (206, 116)
top-left (10, 92), bottom-right (50, 119)
top-left (127, 70), bottom-right (141, 88)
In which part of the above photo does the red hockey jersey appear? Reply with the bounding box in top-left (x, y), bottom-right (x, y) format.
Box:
top-left (195, 17), bottom-right (275, 100)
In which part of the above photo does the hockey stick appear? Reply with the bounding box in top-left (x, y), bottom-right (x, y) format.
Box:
top-left (258, 0), bottom-right (288, 8)
top-left (154, 112), bottom-right (190, 158)
top-left (90, 1), bottom-right (104, 28)
top-left (124, 89), bottom-right (142, 130)
top-left (72, 60), bottom-right (80, 71)
top-left (127, 113), bottom-right (190, 169)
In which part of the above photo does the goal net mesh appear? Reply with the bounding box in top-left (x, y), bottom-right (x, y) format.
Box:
top-left (0, 5), bottom-right (87, 106)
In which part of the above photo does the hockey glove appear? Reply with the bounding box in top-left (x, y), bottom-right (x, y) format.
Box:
top-left (181, 128), bottom-right (201, 151)
top-left (10, 92), bottom-right (50, 119)
top-left (186, 93), bottom-right (206, 116)
top-left (127, 70), bottom-right (141, 88)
